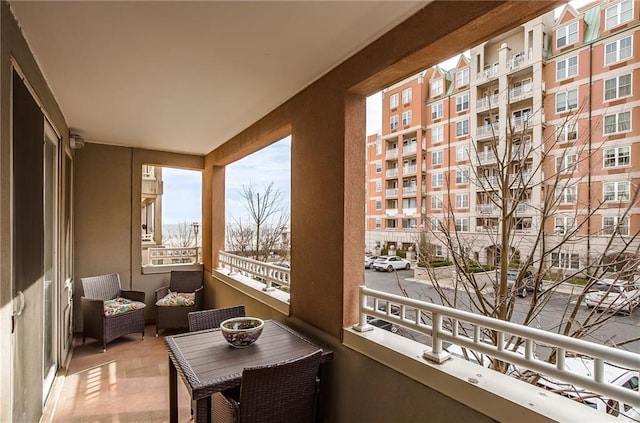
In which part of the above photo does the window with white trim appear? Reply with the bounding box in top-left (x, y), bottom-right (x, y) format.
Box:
top-left (456, 94), bottom-right (469, 112)
top-left (432, 102), bottom-right (443, 120)
top-left (552, 252), bottom-right (580, 269)
top-left (432, 173), bottom-right (443, 188)
top-left (455, 194), bottom-right (469, 208)
top-left (555, 154), bottom-right (577, 173)
top-left (390, 93), bottom-right (399, 109)
top-left (556, 55), bottom-right (578, 80)
top-left (375, 200), bottom-right (382, 210)
top-left (431, 195), bottom-right (443, 210)
top-left (556, 121), bottom-right (578, 143)
top-left (402, 88), bottom-right (412, 104)
top-left (432, 150), bottom-right (443, 165)
top-left (456, 68), bottom-right (469, 87)
top-left (604, 74), bottom-right (632, 101)
top-left (402, 110), bottom-right (412, 127)
top-left (556, 186), bottom-right (577, 203)
top-left (603, 181), bottom-right (630, 201)
top-left (602, 216), bottom-right (630, 235)
top-left (603, 146), bottom-right (630, 168)
top-left (390, 115), bottom-right (399, 130)
top-left (556, 22), bottom-right (579, 49)
top-left (375, 218), bottom-right (382, 228)
top-left (455, 119), bottom-right (469, 137)
top-left (455, 218), bottom-right (469, 232)
top-left (605, 0), bottom-right (633, 30)
top-left (605, 36), bottom-right (632, 65)
top-left (456, 169), bottom-right (469, 184)
top-left (376, 140), bottom-right (382, 155)
top-left (432, 126), bottom-right (443, 144)
top-left (434, 244), bottom-right (444, 257)
top-left (604, 111), bottom-right (631, 135)
top-left (554, 216), bottom-right (576, 235)
top-left (556, 88), bottom-right (578, 113)
top-left (376, 181), bottom-right (382, 192)
top-left (431, 218), bottom-right (441, 231)
top-left (456, 146), bottom-right (468, 162)
top-left (375, 162), bottom-right (382, 173)
top-left (431, 78), bottom-right (443, 97)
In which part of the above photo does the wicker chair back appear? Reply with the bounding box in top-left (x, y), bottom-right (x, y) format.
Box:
top-left (81, 273), bottom-right (121, 300)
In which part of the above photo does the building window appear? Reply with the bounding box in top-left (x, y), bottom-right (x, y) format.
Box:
top-left (605, 36), bottom-right (632, 65)
top-left (605, 0), bottom-right (633, 30)
top-left (556, 121), bottom-right (578, 143)
top-left (390, 93), bottom-right (399, 109)
top-left (431, 78), bottom-right (443, 97)
top-left (432, 126), bottom-right (443, 144)
top-left (603, 181), bottom-right (630, 201)
top-left (556, 186), bottom-right (577, 203)
top-left (552, 252), bottom-right (580, 269)
top-left (556, 88), bottom-right (578, 113)
top-left (556, 21), bottom-right (579, 49)
top-left (604, 146), bottom-right (631, 168)
top-left (376, 181), bottom-right (382, 192)
top-left (455, 119), bottom-right (469, 137)
top-left (387, 219), bottom-right (397, 229)
top-left (456, 68), bottom-right (469, 87)
top-left (432, 150), bottom-right (443, 165)
top-left (431, 195), bottom-right (443, 209)
top-left (456, 94), bottom-right (469, 112)
top-left (456, 169), bottom-right (469, 184)
top-left (602, 216), bottom-right (630, 235)
top-left (432, 173), bottom-right (443, 188)
top-left (455, 194), bottom-right (469, 208)
top-left (555, 154), bottom-right (577, 173)
top-left (375, 162), bottom-right (382, 173)
top-left (376, 140), bottom-right (382, 155)
top-left (604, 74), bottom-right (632, 101)
top-left (390, 115), bottom-right (399, 130)
top-left (554, 217), bottom-right (575, 235)
top-left (456, 146), bottom-right (468, 161)
top-left (431, 218), bottom-right (441, 231)
top-left (455, 218), bottom-right (469, 232)
top-left (375, 200), bottom-right (382, 210)
top-left (556, 55), bottom-right (578, 80)
top-left (402, 110), bottom-right (412, 127)
top-left (604, 111), bottom-right (631, 135)
top-left (432, 102), bottom-right (443, 120)
top-left (434, 244), bottom-right (444, 257)
top-left (402, 88), bottom-right (412, 104)
top-left (402, 218), bottom-right (417, 229)
top-left (375, 218), bottom-right (382, 228)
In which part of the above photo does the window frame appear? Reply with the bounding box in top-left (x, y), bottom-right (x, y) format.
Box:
top-left (604, 36), bottom-right (633, 66)
top-left (602, 215), bottom-right (630, 235)
top-left (455, 169), bottom-right (469, 184)
top-left (556, 88), bottom-right (578, 113)
top-left (455, 194), bottom-right (469, 208)
top-left (603, 111), bottom-right (631, 135)
top-left (456, 68), bottom-right (469, 88)
top-left (456, 146), bottom-right (468, 162)
top-left (390, 93), bottom-right (399, 109)
top-left (603, 181), bottom-right (630, 202)
top-left (556, 55), bottom-right (578, 81)
top-left (554, 216), bottom-right (576, 235)
top-left (603, 146), bottom-right (631, 168)
top-left (455, 119), bottom-right (469, 137)
top-left (556, 186), bottom-right (577, 204)
top-left (431, 195), bottom-right (443, 210)
top-left (402, 88), bottom-right (412, 105)
top-left (604, 73), bottom-right (632, 101)
top-left (431, 78), bottom-right (444, 97)
top-left (402, 110), bottom-right (412, 127)
top-left (432, 126), bottom-right (444, 144)
top-left (551, 252), bottom-right (580, 269)
top-left (555, 153), bottom-right (578, 173)
top-left (454, 217), bottom-right (469, 232)
top-left (432, 150), bottom-right (444, 166)
top-left (456, 93), bottom-right (469, 112)
top-left (431, 173), bottom-right (444, 188)
top-left (556, 21), bottom-right (579, 49)
top-left (605, 0), bottom-right (634, 30)
top-left (390, 115), bottom-right (399, 130)
top-left (432, 102), bottom-right (443, 120)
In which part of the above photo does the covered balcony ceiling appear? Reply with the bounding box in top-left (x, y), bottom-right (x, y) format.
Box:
top-left (9, 1), bottom-right (428, 155)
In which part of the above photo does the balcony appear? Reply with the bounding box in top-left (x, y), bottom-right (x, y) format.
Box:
top-left (476, 94), bottom-right (499, 112)
top-left (386, 188), bottom-right (398, 197)
top-left (402, 186), bottom-right (417, 196)
top-left (511, 116), bottom-right (533, 132)
top-left (386, 148), bottom-right (398, 159)
top-left (386, 208), bottom-right (398, 216)
top-left (476, 176), bottom-right (499, 191)
top-left (477, 150), bottom-right (497, 165)
top-left (403, 164), bottom-right (417, 174)
top-left (476, 63), bottom-right (499, 83)
top-left (386, 168), bottom-right (398, 178)
top-left (476, 122), bottom-right (500, 140)
top-left (476, 203), bottom-right (498, 214)
top-left (403, 143), bottom-right (417, 155)
top-left (507, 51), bottom-right (526, 70)
top-left (403, 207), bottom-right (417, 215)
top-left (509, 85), bottom-right (533, 102)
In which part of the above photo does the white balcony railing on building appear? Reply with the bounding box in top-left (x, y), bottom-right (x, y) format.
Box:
top-left (476, 122), bottom-right (499, 140)
top-left (476, 176), bottom-right (499, 190)
top-left (476, 204), bottom-right (497, 214)
top-left (386, 149), bottom-right (398, 159)
top-left (218, 251), bottom-right (290, 291)
top-left (509, 85), bottom-right (533, 102)
top-left (403, 207), bottom-right (417, 216)
top-left (355, 286), bottom-right (640, 409)
top-left (403, 144), bottom-right (417, 155)
top-left (403, 186), bottom-right (417, 196)
top-left (147, 246), bottom-right (197, 265)
top-left (511, 116), bottom-right (532, 132)
top-left (403, 164), bottom-right (417, 174)
top-left (507, 52), bottom-right (525, 70)
top-left (477, 150), bottom-right (497, 165)
top-left (476, 94), bottom-right (499, 111)
top-left (509, 172), bottom-right (533, 186)
top-left (476, 63), bottom-right (499, 81)
top-left (386, 168), bottom-right (398, 178)
top-left (386, 188), bottom-right (398, 197)
top-left (387, 209), bottom-right (398, 216)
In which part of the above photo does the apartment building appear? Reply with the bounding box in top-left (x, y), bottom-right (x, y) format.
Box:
top-left (365, 0), bottom-right (640, 267)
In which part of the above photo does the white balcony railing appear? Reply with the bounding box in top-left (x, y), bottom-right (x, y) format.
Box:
top-left (403, 186), bottom-right (417, 196)
top-left (509, 172), bottom-right (532, 186)
top-left (476, 176), bottom-right (499, 190)
top-left (476, 63), bottom-right (498, 81)
top-left (477, 150), bottom-right (497, 165)
top-left (386, 149), bottom-right (398, 159)
top-left (403, 144), bottom-right (417, 155)
top-left (403, 207), bottom-right (417, 216)
top-left (476, 94), bottom-right (499, 111)
top-left (386, 209), bottom-right (398, 216)
top-left (507, 52), bottom-right (525, 70)
top-left (355, 286), bottom-right (640, 409)
top-left (148, 246), bottom-right (197, 265)
top-left (386, 188), bottom-right (398, 197)
top-left (386, 168), bottom-right (398, 178)
top-left (476, 122), bottom-right (499, 140)
top-left (218, 251), bottom-right (290, 291)
top-left (511, 116), bottom-right (532, 131)
top-left (509, 85), bottom-right (532, 102)
top-left (476, 204), bottom-right (497, 214)
top-left (403, 164), bottom-right (417, 174)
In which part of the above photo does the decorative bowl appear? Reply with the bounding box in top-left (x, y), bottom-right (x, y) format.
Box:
top-left (220, 317), bottom-right (265, 348)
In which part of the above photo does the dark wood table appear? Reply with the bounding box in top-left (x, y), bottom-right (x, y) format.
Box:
top-left (165, 319), bottom-right (333, 423)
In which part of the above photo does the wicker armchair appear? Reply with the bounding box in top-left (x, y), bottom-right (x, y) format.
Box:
top-left (80, 273), bottom-right (146, 352)
top-left (155, 270), bottom-right (204, 335)
top-left (188, 305), bottom-right (245, 332)
top-left (212, 349), bottom-right (323, 423)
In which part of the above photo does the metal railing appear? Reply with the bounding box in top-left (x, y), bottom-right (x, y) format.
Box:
top-left (386, 188), bottom-right (398, 197)
top-left (402, 186), bottom-right (417, 196)
top-left (218, 251), bottom-right (290, 291)
top-left (478, 150), bottom-right (497, 164)
top-left (148, 246), bottom-right (197, 265)
top-left (355, 286), bottom-right (639, 409)
top-left (386, 149), bottom-right (398, 159)
top-left (386, 168), bottom-right (398, 178)
top-left (476, 94), bottom-right (499, 111)
top-left (403, 165), bottom-right (417, 174)
top-left (403, 144), bottom-right (417, 155)
top-left (509, 85), bottom-right (532, 102)
top-left (476, 122), bottom-right (499, 140)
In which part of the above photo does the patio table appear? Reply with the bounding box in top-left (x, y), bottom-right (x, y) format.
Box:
top-left (165, 319), bottom-right (333, 423)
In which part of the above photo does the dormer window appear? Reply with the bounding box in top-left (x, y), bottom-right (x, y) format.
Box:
top-left (556, 21), bottom-right (578, 49)
top-left (401, 88), bottom-right (412, 104)
top-left (455, 69), bottom-right (469, 88)
top-left (605, 0), bottom-right (633, 30)
top-left (431, 78), bottom-right (443, 97)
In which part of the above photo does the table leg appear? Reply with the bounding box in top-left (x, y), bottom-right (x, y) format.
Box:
top-left (194, 396), bottom-right (212, 423)
top-left (169, 358), bottom-right (178, 423)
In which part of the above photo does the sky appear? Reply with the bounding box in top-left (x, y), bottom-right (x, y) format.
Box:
top-left (162, 0), bottom-right (588, 225)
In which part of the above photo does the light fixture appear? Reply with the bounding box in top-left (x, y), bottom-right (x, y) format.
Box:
top-left (69, 132), bottom-right (85, 149)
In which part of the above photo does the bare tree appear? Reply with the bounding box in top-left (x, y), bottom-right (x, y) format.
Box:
top-left (163, 221), bottom-right (197, 263)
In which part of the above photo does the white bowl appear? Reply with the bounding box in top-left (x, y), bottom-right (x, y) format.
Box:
top-left (220, 317), bottom-right (265, 348)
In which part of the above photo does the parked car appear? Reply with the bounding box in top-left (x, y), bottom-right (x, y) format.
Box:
top-left (365, 255), bottom-right (378, 269)
top-left (372, 255), bottom-right (411, 272)
top-left (584, 279), bottom-right (640, 314)
top-left (495, 269), bottom-right (539, 298)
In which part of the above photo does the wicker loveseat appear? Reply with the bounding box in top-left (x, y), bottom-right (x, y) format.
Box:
top-left (155, 270), bottom-right (204, 335)
top-left (80, 273), bottom-right (146, 352)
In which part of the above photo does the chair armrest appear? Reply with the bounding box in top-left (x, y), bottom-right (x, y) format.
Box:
top-left (194, 285), bottom-right (204, 307)
top-left (121, 290), bottom-right (145, 303)
top-left (155, 285), bottom-right (170, 301)
top-left (81, 297), bottom-right (105, 325)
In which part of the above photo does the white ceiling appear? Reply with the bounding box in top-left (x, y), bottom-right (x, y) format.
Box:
top-left (10, 1), bottom-right (426, 155)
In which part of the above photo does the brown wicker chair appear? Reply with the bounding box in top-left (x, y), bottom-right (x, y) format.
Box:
top-left (155, 270), bottom-right (204, 335)
top-left (80, 273), bottom-right (146, 352)
top-left (212, 349), bottom-right (323, 423)
top-left (188, 305), bottom-right (245, 332)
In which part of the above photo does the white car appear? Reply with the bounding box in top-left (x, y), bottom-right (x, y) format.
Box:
top-left (364, 255), bottom-right (378, 269)
top-left (372, 255), bottom-right (411, 272)
top-left (584, 279), bottom-right (640, 314)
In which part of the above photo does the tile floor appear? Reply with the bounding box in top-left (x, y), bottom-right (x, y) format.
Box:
top-left (50, 325), bottom-right (192, 422)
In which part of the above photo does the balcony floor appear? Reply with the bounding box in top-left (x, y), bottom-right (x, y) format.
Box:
top-left (50, 324), bottom-right (191, 422)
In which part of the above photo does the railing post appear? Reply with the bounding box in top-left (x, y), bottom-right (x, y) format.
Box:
top-left (423, 312), bottom-right (451, 363)
top-left (352, 286), bottom-right (373, 332)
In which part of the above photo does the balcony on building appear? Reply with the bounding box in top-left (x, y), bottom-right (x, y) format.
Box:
top-left (476, 93), bottom-right (499, 112)
top-left (403, 164), bottom-right (417, 175)
top-left (385, 187), bottom-right (398, 197)
top-left (385, 147), bottom-right (398, 159)
top-left (402, 185), bottom-right (417, 196)
top-left (386, 167), bottom-right (398, 178)
top-left (476, 122), bottom-right (500, 140)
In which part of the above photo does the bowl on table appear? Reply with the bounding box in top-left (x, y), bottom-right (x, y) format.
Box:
top-left (220, 317), bottom-right (265, 348)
